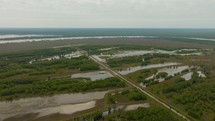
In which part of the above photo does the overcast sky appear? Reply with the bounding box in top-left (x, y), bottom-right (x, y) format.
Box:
top-left (0, 0), bottom-right (214, 28)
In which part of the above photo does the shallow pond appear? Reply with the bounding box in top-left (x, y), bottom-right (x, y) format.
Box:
top-left (181, 72), bottom-right (193, 81)
top-left (102, 103), bottom-right (150, 117)
top-left (0, 91), bottom-right (108, 121)
top-left (197, 71), bottom-right (206, 78)
top-left (145, 66), bottom-right (192, 83)
top-left (35, 101), bottom-right (96, 118)
top-left (118, 62), bottom-right (180, 75)
top-left (157, 66), bottom-right (191, 76)
top-left (71, 71), bottom-right (113, 81)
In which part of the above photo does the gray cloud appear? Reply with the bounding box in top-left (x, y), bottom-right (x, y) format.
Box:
top-left (0, 0), bottom-right (214, 28)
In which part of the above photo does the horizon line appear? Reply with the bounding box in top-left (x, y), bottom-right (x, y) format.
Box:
top-left (0, 27), bottom-right (215, 29)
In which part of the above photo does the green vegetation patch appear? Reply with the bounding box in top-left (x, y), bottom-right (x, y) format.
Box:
top-left (122, 89), bottom-right (147, 101)
top-left (0, 77), bottom-right (125, 101)
top-left (147, 71), bottom-right (215, 121)
top-left (107, 56), bottom-right (143, 67)
top-left (105, 107), bottom-right (180, 121)
top-left (126, 69), bottom-right (157, 83)
top-left (0, 47), bottom-right (76, 60)
top-left (0, 55), bottom-right (100, 81)
top-left (107, 89), bottom-right (147, 104)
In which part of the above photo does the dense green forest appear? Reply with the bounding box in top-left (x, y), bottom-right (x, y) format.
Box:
top-left (0, 77), bottom-right (125, 101)
top-left (0, 55), bottom-right (100, 80)
top-left (0, 47), bottom-right (76, 60)
top-left (107, 89), bottom-right (147, 104)
top-left (148, 71), bottom-right (215, 120)
top-left (162, 78), bottom-right (215, 120)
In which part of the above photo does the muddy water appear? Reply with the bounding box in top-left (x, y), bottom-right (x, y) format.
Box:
top-left (0, 91), bottom-right (108, 121)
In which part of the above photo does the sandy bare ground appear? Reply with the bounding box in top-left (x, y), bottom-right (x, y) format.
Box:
top-left (0, 38), bottom-right (214, 54)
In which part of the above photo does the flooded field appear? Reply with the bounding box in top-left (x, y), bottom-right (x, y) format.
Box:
top-left (29, 51), bottom-right (84, 64)
top-left (157, 66), bottom-right (191, 76)
top-left (71, 71), bottom-right (113, 81)
top-left (118, 62), bottom-right (180, 75)
top-left (102, 49), bottom-right (203, 59)
top-left (0, 91), bottom-right (108, 121)
top-left (112, 50), bottom-right (154, 58)
top-left (144, 66), bottom-right (192, 82)
top-left (102, 103), bottom-right (150, 116)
